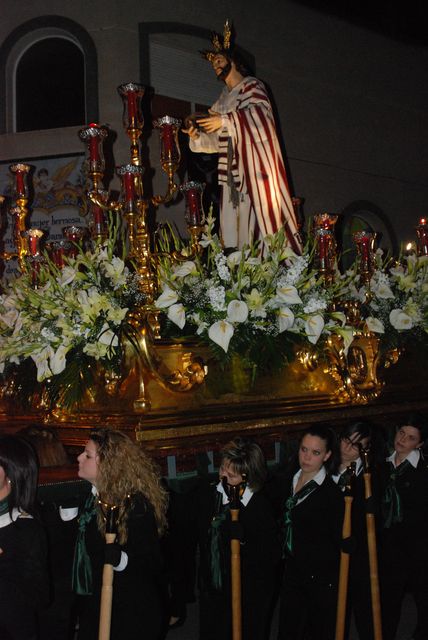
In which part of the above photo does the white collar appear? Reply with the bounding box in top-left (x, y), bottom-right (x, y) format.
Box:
top-left (0, 508), bottom-right (32, 528)
top-left (332, 457), bottom-right (363, 484)
top-left (293, 466), bottom-right (326, 492)
top-left (387, 449), bottom-right (420, 469)
top-left (216, 481), bottom-right (254, 506)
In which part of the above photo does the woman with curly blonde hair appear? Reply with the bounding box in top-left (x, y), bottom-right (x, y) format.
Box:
top-left (69, 428), bottom-right (168, 640)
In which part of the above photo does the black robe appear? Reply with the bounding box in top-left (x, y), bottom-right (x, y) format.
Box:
top-left (75, 494), bottom-right (167, 640)
top-left (197, 481), bottom-right (281, 640)
top-left (277, 472), bottom-right (344, 640)
top-left (380, 456), bottom-right (428, 640)
top-left (0, 512), bottom-right (49, 640)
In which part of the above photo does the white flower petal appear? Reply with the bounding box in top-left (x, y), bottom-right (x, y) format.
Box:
top-left (208, 320), bottom-right (234, 353)
top-left (365, 316), bottom-right (385, 334)
top-left (226, 300), bottom-right (249, 323)
top-left (168, 303), bottom-right (186, 329)
top-left (389, 309), bottom-right (414, 331)
top-left (276, 285), bottom-right (302, 305)
top-left (304, 314), bottom-right (324, 344)
top-left (278, 307), bottom-right (295, 333)
top-left (155, 286), bottom-right (179, 309)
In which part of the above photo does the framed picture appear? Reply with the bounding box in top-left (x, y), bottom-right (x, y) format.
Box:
top-left (0, 152), bottom-right (86, 280)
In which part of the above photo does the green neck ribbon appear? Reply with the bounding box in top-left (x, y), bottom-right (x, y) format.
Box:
top-left (0, 496), bottom-right (9, 516)
top-left (72, 492), bottom-right (98, 595)
top-left (284, 479), bottom-right (318, 556)
top-left (382, 458), bottom-right (411, 529)
top-left (209, 490), bottom-right (230, 591)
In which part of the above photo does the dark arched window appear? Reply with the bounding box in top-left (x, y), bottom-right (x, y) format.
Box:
top-left (16, 38), bottom-right (85, 132)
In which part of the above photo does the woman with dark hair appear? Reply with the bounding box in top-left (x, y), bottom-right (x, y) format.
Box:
top-left (0, 434), bottom-right (49, 640)
top-left (380, 413), bottom-right (428, 640)
top-left (69, 428), bottom-right (169, 640)
top-left (277, 424), bottom-right (343, 640)
top-left (198, 436), bottom-right (281, 640)
top-left (332, 420), bottom-right (383, 640)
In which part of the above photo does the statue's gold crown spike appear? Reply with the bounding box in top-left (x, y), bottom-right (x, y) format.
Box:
top-left (201, 19), bottom-right (233, 62)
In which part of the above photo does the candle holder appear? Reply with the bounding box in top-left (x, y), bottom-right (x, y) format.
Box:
top-left (117, 83), bottom-right (145, 168)
top-left (23, 228), bottom-right (44, 257)
top-left (179, 181), bottom-right (205, 256)
top-left (63, 225), bottom-right (87, 258)
top-left (46, 240), bottom-right (72, 268)
top-left (313, 212), bottom-right (338, 231)
top-left (78, 124), bottom-right (108, 191)
top-left (353, 231), bottom-right (376, 285)
top-left (2, 164), bottom-right (33, 270)
top-left (116, 164), bottom-right (143, 259)
top-left (88, 189), bottom-right (109, 241)
top-left (415, 218), bottom-right (428, 256)
top-left (315, 228), bottom-right (336, 282)
top-left (153, 116), bottom-right (182, 202)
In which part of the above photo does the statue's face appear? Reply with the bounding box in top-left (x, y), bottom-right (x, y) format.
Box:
top-left (211, 53), bottom-right (232, 81)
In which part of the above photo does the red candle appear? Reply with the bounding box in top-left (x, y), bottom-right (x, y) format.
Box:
top-left (92, 203), bottom-right (104, 226)
top-left (162, 124), bottom-right (174, 155)
top-left (186, 189), bottom-right (201, 225)
top-left (89, 137), bottom-right (100, 162)
top-left (127, 92), bottom-right (137, 121)
top-left (123, 172), bottom-right (135, 202)
top-left (15, 171), bottom-right (25, 195)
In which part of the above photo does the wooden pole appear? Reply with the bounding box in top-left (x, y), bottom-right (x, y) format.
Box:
top-left (230, 506), bottom-right (242, 640)
top-left (98, 505), bottom-right (118, 640)
top-left (361, 450), bottom-right (383, 640)
top-left (335, 463), bottom-right (355, 640)
top-left (222, 479), bottom-right (245, 640)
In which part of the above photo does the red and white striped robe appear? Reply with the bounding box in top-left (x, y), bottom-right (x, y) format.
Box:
top-left (190, 76), bottom-right (301, 253)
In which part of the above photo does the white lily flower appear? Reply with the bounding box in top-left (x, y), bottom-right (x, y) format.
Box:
top-left (389, 309), bottom-right (414, 331)
top-left (372, 282), bottom-right (394, 299)
top-left (276, 285), bottom-right (302, 305)
top-left (278, 307), bottom-right (295, 332)
top-left (98, 323), bottom-right (119, 347)
top-left (0, 308), bottom-right (19, 329)
top-left (208, 320), bottom-right (234, 353)
top-left (334, 326), bottom-right (355, 355)
top-left (50, 344), bottom-right (70, 375)
top-left (155, 286), bottom-right (179, 309)
top-left (172, 261), bottom-right (197, 278)
top-left (304, 314), bottom-right (324, 344)
top-left (365, 317), bottom-right (384, 334)
top-left (226, 251), bottom-right (245, 268)
top-left (168, 304), bottom-right (186, 329)
top-left (57, 266), bottom-right (77, 286)
top-left (227, 300), bottom-right (249, 323)
top-left (31, 347), bottom-right (53, 382)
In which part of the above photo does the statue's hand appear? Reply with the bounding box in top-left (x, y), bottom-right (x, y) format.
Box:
top-left (197, 110), bottom-right (223, 133)
top-left (182, 124), bottom-right (200, 140)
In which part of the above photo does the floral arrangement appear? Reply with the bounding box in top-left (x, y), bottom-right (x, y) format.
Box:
top-left (338, 250), bottom-right (428, 349)
top-left (0, 221), bottom-right (143, 409)
top-left (155, 211), bottom-right (356, 376)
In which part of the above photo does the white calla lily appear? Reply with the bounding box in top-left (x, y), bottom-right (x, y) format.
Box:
top-left (50, 344), bottom-right (70, 375)
top-left (389, 309), bottom-right (414, 331)
top-left (227, 300), bottom-right (249, 323)
top-left (155, 286), bottom-right (178, 309)
top-left (98, 323), bottom-right (119, 347)
top-left (173, 261), bottom-right (197, 278)
top-left (278, 307), bottom-right (295, 332)
top-left (365, 317), bottom-right (384, 334)
top-left (168, 303), bottom-right (186, 329)
top-left (304, 314), bottom-right (324, 344)
top-left (276, 285), bottom-right (302, 305)
top-left (208, 320), bottom-right (234, 352)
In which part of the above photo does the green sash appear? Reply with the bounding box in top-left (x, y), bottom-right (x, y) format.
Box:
top-left (382, 459), bottom-right (411, 528)
top-left (208, 490), bottom-right (230, 591)
top-left (0, 496), bottom-right (9, 516)
top-left (72, 492), bottom-right (97, 595)
top-left (284, 479), bottom-right (318, 555)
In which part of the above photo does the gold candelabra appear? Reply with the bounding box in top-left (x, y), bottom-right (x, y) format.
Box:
top-left (77, 82), bottom-right (207, 411)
